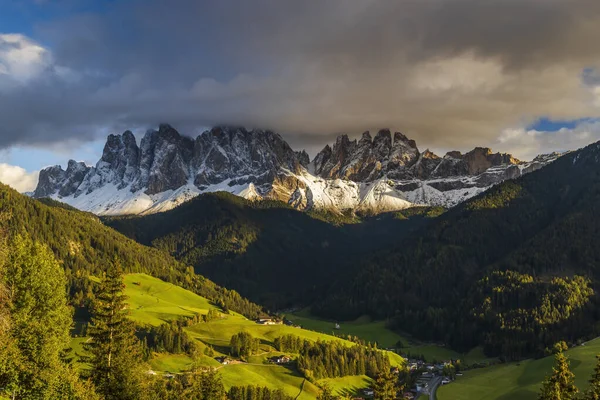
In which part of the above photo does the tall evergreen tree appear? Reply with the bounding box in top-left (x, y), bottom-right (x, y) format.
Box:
top-left (182, 369), bottom-right (226, 400)
top-left (538, 349), bottom-right (578, 400)
top-left (316, 384), bottom-right (337, 400)
top-left (0, 214), bottom-right (19, 396)
top-left (584, 355), bottom-right (600, 400)
top-left (84, 258), bottom-right (144, 400)
top-left (0, 234), bottom-right (97, 399)
top-left (373, 369), bottom-right (397, 400)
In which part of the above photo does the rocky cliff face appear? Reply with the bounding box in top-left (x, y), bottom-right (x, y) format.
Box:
top-left (33, 125), bottom-right (559, 216)
top-left (313, 130), bottom-right (521, 181)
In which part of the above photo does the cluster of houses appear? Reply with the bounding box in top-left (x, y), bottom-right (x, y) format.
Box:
top-left (215, 356), bottom-right (232, 365)
top-left (268, 355), bottom-right (292, 364)
top-left (256, 316), bottom-right (282, 325)
top-left (349, 360), bottom-right (456, 400)
top-left (216, 354), bottom-right (293, 366)
top-left (356, 387), bottom-right (417, 400)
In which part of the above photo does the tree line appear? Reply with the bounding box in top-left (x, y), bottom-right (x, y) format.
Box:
top-left (275, 334), bottom-right (391, 381)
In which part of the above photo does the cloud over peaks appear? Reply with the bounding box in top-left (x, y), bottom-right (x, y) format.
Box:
top-left (2, 0), bottom-right (600, 159)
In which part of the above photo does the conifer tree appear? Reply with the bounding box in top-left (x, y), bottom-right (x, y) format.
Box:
top-left (373, 369), bottom-right (397, 400)
top-left (584, 354), bottom-right (600, 400)
top-left (182, 369), bottom-right (225, 399)
top-left (0, 217), bottom-right (19, 396)
top-left (84, 258), bottom-right (143, 400)
top-left (538, 349), bottom-right (578, 400)
top-left (0, 234), bottom-right (97, 399)
top-left (316, 384), bottom-right (337, 400)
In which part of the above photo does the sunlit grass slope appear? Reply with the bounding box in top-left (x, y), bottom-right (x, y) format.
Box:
top-left (438, 338), bottom-right (600, 400)
top-left (120, 273), bottom-right (404, 398)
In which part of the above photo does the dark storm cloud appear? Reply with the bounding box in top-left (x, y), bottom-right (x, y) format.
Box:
top-left (2, 0), bottom-right (600, 158)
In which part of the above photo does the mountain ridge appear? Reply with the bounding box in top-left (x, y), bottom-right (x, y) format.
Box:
top-left (33, 124), bottom-right (559, 216)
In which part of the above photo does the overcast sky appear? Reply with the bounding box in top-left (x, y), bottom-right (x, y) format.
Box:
top-left (1, 0), bottom-right (600, 192)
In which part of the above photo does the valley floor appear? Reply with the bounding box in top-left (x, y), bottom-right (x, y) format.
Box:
top-left (70, 273), bottom-right (592, 399)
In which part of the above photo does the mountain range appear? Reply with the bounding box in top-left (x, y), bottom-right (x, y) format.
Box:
top-left (32, 124), bottom-right (559, 215)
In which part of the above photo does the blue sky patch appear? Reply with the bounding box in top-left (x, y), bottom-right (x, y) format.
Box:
top-left (527, 117), bottom-right (596, 132)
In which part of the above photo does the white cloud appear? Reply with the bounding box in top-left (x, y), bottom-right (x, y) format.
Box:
top-left (0, 34), bottom-right (51, 84)
top-left (0, 163), bottom-right (39, 193)
top-left (494, 120), bottom-right (600, 161)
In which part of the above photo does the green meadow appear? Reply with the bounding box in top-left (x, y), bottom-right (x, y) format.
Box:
top-left (438, 338), bottom-right (600, 400)
top-left (287, 309), bottom-right (472, 363)
top-left (71, 273), bottom-right (406, 399)
top-left (317, 375), bottom-right (373, 397)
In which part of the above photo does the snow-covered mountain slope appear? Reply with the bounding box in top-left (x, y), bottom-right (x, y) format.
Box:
top-left (33, 124), bottom-right (560, 216)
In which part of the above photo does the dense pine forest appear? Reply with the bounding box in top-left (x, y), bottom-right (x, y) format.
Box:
top-left (275, 334), bottom-right (391, 380)
top-left (104, 192), bottom-right (438, 309)
top-left (315, 142), bottom-right (600, 359)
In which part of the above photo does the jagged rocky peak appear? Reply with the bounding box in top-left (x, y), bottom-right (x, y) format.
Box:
top-left (295, 150), bottom-right (310, 167)
top-left (312, 144), bottom-right (332, 175)
top-left (445, 150), bottom-right (462, 159)
top-left (373, 129), bottom-right (392, 155)
top-left (314, 130), bottom-right (527, 181)
top-left (394, 131), bottom-right (418, 149)
top-left (313, 134), bottom-right (356, 178)
top-left (59, 160), bottom-right (90, 197)
top-left (34, 164), bottom-right (67, 198)
top-left (135, 124), bottom-right (195, 194)
top-left (34, 160), bottom-right (91, 198)
top-left (193, 125), bottom-right (301, 189)
top-left (462, 147), bottom-right (520, 175)
top-left (402, 149), bottom-right (440, 180)
top-left (389, 131), bottom-right (419, 170)
top-left (315, 129), bottom-right (422, 181)
top-left (99, 130), bottom-right (141, 189)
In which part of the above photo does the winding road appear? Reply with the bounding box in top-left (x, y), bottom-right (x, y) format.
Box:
top-left (428, 376), bottom-right (442, 400)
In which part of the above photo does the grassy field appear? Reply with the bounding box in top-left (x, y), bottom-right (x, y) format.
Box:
top-left (124, 273), bottom-right (222, 326)
top-left (287, 309), bottom-right (470, 363)
top-left (287, 310), bottom-right (405, 348)
top-left (219, 364), bottom-right (320, 400)
top-left (318, 375), bottom-right (373, 397)
top-left (438, 338), bottom-right (600, 400)
top-left (111, 273), bottom-right (405, 398)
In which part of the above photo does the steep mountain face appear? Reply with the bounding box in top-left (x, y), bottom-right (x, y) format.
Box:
top-left (310, 129), bottom-right (552, 206)
top-left (34, 124), bottom-right (304, 215)
top-left (33, 124), bottom-right (558, 216)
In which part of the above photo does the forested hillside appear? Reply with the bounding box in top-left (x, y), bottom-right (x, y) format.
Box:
top-left (105, 192), bottom-right (439, 308)
top-left (0, 183), bottom-right (262, 318)
top-left (314, 141), bottom-right (600, 359)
